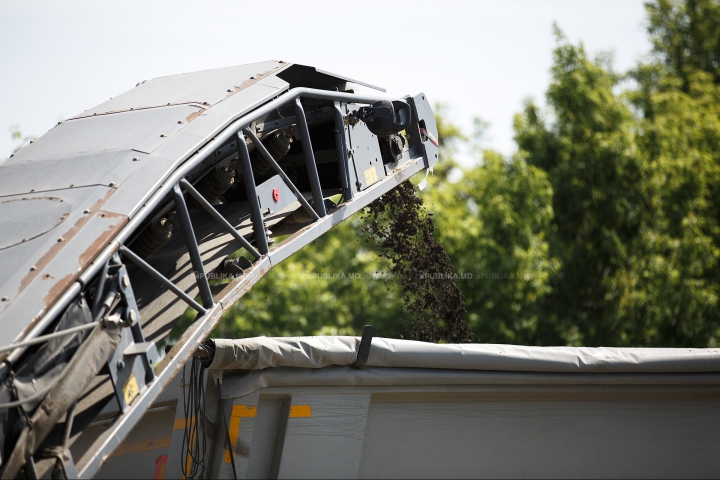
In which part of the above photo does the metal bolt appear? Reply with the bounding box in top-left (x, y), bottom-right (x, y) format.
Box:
top-left (133, 156), bottom-right (140, 161)
top-left (177, 121), bottom-right (183, 125)
top-left (57, 237), bottom-right (64, 242)
top-left (109, 181), bottom-right (116, 187)
top-left (1, 296), bottom-right (8, 302)
top-left (30, 266), bottom-right (37, 271)
top-left (117, 359), bottom-right (125, 370)
top-left (122, 274), bottom-right (130, 287)
top-left (227, 89), bottom-right (232, 93)
top-left (160, 133), bottom-right (167, 137)
top-left (129, 309), bottom-right (137, 323)
top-left (84, 209), bottom-right (91, 214)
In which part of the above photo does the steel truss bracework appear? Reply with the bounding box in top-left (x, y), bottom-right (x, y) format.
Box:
top-left (0, 80), bottom-right (438, 479)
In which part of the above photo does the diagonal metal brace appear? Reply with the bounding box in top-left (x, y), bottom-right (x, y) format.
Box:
top-left (243, 128), bottom-right (320, 222)
top-left (294, 98), bottom-right (327, 217)
top-left (173, 184), bottom-right (214, 309)
top-left (236, 132), bottom-right (270, 255)
top-left (178, 178), bottom-right (262, 260)
top-left (119, 246), bottom-right (206, 315)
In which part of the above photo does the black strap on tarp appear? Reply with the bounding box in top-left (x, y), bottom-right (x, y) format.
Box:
top-left (354, 325), bottom-right (374, 367)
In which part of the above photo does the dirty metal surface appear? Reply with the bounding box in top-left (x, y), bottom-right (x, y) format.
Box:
top-left (0, 186), bottom-right (126, 344)
top-left (346, 118), bottom-right (385, 191)
top-left (0, 197), bottom-right (72, 250)
top-left (0, 151), bottom-right (147, 199)
top-left (0, 65), bottom-right (295, 343)
top-left (6, 105), bottom-right (202, 166)
top-left (100, 78), bottom-right (290, 219)
top-left (0, 60), bottom-right (429, 480)
top-left (72, 62), bottom-right (287, 119)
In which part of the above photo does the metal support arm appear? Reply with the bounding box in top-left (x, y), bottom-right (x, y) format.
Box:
top-left (119, 246), bottom-right (206, 315)
top-left (294, 98), bottom-right (327, 217)
top-left (178, 179), bottom-right (262, 260)
top-left (243, 128), bottom-right (320, 222)
top-left (236, 133), bottom-right (270, 255)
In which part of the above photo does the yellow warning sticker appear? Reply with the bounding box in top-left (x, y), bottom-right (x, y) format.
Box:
top-left (290, 405), bottom-right (312, 418)
top-left (122, 372), bottom-right (139, 405)
top-left (364, 165), bottom-right (378, 186)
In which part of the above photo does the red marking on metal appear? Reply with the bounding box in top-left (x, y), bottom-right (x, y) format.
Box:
top-left (419, 127), bottom-right (439, 147)
top-left (272, 188), bottom-right (280, 203)
top-left (154, 455), bottom-right (168, 480)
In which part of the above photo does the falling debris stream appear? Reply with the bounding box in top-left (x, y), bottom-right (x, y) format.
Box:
top-left (362, 182), bottom-right (472, 343)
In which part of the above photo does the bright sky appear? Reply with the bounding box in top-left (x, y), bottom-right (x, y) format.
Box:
top-left (0, 0), bottom-right (651, 161)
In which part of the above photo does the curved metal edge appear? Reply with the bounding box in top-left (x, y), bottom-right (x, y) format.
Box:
top-left (5, 87), bottom-right (390, 369)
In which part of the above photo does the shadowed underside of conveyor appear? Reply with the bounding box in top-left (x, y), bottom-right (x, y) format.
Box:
top-left (0, 62), bottom-right (438, 478)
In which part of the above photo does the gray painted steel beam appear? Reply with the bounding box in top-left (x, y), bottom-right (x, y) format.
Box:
top-left (294, 98), bottom-right (326, 217)
top-left (178, 178), bottom-right (262, 260)
top-left (236, 133), bottom-right (270, 255)
top-left (243, 128), bottom-right (319, 222)
top-left (333, 101), bottom-right (353, 201)
top-left (172, 184), bottom-right (214, 309)
top-left (119, 246), bottom-right (206, 315)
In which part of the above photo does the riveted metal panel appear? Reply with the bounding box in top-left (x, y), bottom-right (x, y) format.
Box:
top-left (99, 135), bottom-right (204, 218)
top-left (6, 105), bottom-right (203, 167)
top-left (0, 197), bottom-right (72, 249)
top-left (256, 174), bottom-right (300, 216)
top-left (0, 151), bottom-right (147, 198)
top-left (0, 186), bottom-right (126, 344)
top-left (209, 82), bottom-right (288, 118)
top-left (102, 82), bottom-right (289, 219)
top-left (72, 62), bottom-right (286, 119)
top-left (346, 117), bottom-right (384, 191)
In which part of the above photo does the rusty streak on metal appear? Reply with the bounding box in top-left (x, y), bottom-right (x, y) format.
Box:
top-left (185, 108), bottom-right (206, 124)
top-left (15, 189), bottom-right (122, 346)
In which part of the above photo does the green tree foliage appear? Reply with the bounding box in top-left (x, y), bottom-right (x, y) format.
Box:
top-left (423, 134), bottom-right (558, 344)
top-left (646, 0), bottom-right (720, 87)
top-left (514, 4), bottom-right (720, 347)
top-left (202, 0), bottom-right (720, 347)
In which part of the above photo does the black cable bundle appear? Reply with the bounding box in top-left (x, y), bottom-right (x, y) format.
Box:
top-left (181, 357), bottom-right (207, 479)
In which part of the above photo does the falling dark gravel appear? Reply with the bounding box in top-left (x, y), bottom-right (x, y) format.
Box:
top-left (361, 181), bottom-right (472, 343)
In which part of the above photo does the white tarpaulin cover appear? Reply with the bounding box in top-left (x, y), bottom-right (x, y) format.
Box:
top-left (208, 336), bottom-right (720, 373)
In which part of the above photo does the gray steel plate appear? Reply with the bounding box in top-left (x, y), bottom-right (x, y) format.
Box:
top-left (72, 62), bottom-right (285, 118)
top-left (0, 197), bottom-right (72, 249)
